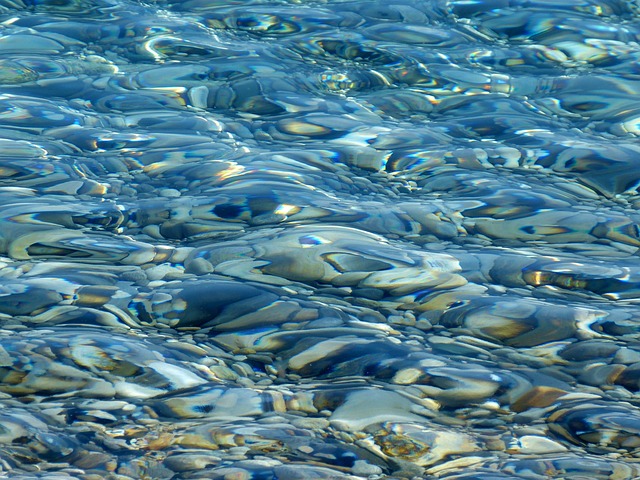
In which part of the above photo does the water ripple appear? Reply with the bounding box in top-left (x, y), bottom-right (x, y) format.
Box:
top-left (0, 0), bottom-right (638, 478)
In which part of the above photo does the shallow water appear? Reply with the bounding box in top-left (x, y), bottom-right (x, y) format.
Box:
top-left (0, 0), bottom-right (640, 478)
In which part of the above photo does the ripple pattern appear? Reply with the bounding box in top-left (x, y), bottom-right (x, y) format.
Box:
top-left (0, 0), bottom-right (639, 478)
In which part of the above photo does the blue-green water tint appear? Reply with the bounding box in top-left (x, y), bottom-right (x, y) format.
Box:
top-left (0, 0), bottom-right (639, 478)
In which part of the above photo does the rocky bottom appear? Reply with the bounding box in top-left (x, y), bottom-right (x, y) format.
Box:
top-left (0, 0), bottom-right (640, 478)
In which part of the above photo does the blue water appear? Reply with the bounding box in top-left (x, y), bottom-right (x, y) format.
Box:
top-left (0, 0), bottom-right (639, 478)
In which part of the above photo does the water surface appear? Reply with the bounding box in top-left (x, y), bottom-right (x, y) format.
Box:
top-left (0, 0), bottom-right (639, 478)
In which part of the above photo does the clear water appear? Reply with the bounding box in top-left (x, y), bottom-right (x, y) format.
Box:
top-left (0, 0), bottom-right (639, 478)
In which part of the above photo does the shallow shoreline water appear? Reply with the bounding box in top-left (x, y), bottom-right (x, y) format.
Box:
top-left (0, 0), bottom-right (639, 478)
